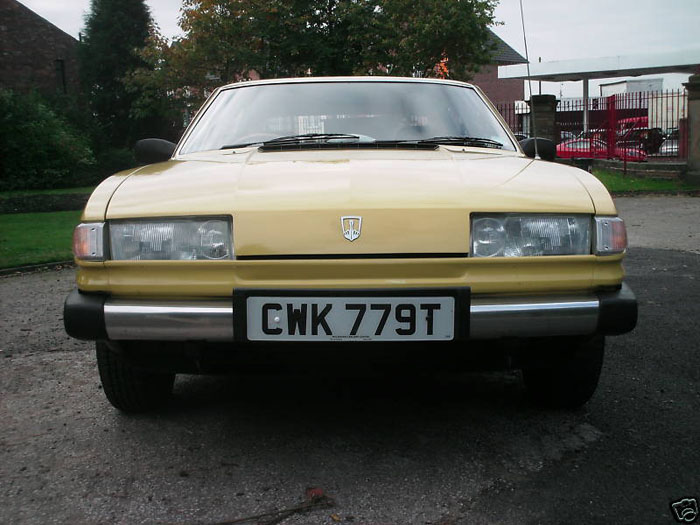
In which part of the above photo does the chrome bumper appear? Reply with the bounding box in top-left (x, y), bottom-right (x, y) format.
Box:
top-left (64, 285), bottom-right (636, 342)
top-left (469, 294), bottom-right (599, 339)
top-left (105, 300), bottom-right (234, 341)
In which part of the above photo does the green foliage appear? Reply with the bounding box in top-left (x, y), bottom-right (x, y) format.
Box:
top-left (377, 0), bottom-right (498, 79)
top-left (128, 0), bottom-right (499, 112)
top-left (0, 186), bottom-right (95, 199)
top-left (79, 0), bottom-right (160, 147)
top-left (122, 27), bottom-right (188, 141)
top-left (0, 210), bottom-right (81, 268)
top-left (94, 147), bottom-right (137, 179)
top-left (0, 90), bottom-right (96, 191)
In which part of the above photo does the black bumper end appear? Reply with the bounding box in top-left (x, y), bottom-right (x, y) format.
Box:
top-left (64, 289), bottom-right (107, 340)
top-left (597, 283), bottom-right (637, 336)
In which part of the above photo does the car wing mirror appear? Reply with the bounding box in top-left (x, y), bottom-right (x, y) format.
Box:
top-left (519, 137), bottom-right (556, 162)
top-left (134, 138), bottom-right (177, 165)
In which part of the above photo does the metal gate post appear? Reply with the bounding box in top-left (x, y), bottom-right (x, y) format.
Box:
top-left (607, 94), bottom-right (617, 160)
top-left (683, 74), bottom-right (700, 183)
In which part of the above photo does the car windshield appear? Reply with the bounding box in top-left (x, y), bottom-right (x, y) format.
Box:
top-left (179, 81), bottom-right (516, 154)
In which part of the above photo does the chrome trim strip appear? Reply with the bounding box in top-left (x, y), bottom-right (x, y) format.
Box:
top-left (104, 299), bottom-right (233, 341)
top-left (470, 295), bottom-right (599, 339)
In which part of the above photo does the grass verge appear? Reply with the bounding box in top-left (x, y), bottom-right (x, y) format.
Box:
top-left (592, 169), bottom-right (700, 193)
top-left (0, 210), bottom-right (81, 268)
top-left (0, 186), bottom-right (95, 199)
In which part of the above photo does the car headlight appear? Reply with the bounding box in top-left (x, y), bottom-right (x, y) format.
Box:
top-left (109, 217), bottom-right (233, 261)
top-left (471, 214), bottom-right (591, 257)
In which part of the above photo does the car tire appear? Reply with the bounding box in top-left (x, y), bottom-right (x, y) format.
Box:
top-left (96, 342), bottom-right (175, 412)
top-left (522, 335), bottom-right (604, 409)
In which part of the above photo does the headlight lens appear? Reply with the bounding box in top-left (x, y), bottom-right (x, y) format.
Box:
top-left (471, 214), bottom-right (591, 257)
top-left (593, 216), bottom-right (627, 255)
top-left (109, 218), bottom-right (233, 261)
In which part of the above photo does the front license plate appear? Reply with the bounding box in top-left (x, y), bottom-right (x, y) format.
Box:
top-left (245, 296), bottom-right (455, 341)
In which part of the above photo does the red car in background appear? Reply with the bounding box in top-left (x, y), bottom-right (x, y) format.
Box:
top-left (556, 138), bottom-right (647, 162)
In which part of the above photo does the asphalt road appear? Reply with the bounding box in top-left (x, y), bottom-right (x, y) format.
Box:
top-left (1, 196), bottom-right (699, 524)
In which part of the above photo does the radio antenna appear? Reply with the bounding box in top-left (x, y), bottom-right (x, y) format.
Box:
top-left (519, 0), bottom-right (539, 159)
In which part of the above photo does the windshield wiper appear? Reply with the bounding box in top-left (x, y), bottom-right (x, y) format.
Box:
top-left (264, 133), bottom-right (364, 144)
top-left (222, 134), bottom-right (502, 150)
top-left (220, 133), bottom-right (366, 150)
top-left (416, 136), bottom-right (504, 149)
top-left (220, 142), bottom-right (263, 149)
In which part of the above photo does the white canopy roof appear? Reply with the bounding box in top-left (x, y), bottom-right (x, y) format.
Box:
top-left (499, 48), bottom-right (700, 82)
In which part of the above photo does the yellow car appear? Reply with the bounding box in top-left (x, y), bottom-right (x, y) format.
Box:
top-left (64, 77), bottom-right (637, 412)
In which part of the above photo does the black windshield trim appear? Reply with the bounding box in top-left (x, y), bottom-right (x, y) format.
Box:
top-left (259, 142), bottom-right (439, 152)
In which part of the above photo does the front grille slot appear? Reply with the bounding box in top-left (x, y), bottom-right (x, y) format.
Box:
top-left (236, 253), bottom-right (469, 260)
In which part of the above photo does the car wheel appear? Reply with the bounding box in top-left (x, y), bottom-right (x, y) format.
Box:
top-left (522, 335), bottom-right (604, 409)
top-left (96, 341), bottom-right (175, 412)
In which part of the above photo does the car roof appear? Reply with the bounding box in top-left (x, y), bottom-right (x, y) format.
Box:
top-left (218, 76), bottom-right (477, 91)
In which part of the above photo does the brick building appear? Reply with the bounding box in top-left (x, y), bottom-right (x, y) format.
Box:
top-left (471, 31), bottom-right (526, 103)
top-left (0, 0), bottom-right (79, 95)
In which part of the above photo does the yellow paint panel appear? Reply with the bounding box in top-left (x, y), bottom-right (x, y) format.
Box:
top-left (82, 168), bottom-right (140, 221)
top-left (75, 255), bottom-right (623, 297)
top-left (102, 148), bottom-right (604, 257)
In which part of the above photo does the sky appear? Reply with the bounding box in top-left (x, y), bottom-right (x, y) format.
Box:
top-left (491, 0), bottom-right (699, 97)
top-left (18, 0), bottom-right (700, 99)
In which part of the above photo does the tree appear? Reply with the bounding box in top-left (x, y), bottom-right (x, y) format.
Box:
top-left (143, 1), bottom-right (496, 91)
top-left (79, 0), bottom-right (155, 147)
top-left (122, 26), bottom-right (186, 140)
top-left (375, 0), bottom-right (499, 80)
top-left (172, 0), bottom-right (498, 80)
top-left (125, 0), bottom-right (499, 130)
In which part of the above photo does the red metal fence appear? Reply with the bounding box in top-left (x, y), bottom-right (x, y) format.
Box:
top-left (495, 90), bottom-right (688, 162)
top-left (495, 100), bottom-right (527, 139)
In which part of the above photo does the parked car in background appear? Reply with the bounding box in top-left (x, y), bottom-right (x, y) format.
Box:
top-left (617, 116), bottom-right (648, 134)
top-left (557, 138), bottom-right (647, 162)
top-left (653, 137), bottom-right (679, 157)
top-left (664, 128), bottom-right (679, 140)
top-left (559, 130), bottom-right (577, 142)
top-left (64, 77), bottom-right (637, 413)
top-left (617, 127), bottom-right (664, 154)
top-left (650, 128), bottom-right (680, 157)
top-left (576, 129), bottom-right (607, 141)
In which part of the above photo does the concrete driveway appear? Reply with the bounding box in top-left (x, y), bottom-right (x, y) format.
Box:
top-left (615, 196), bottom-right (700, 254)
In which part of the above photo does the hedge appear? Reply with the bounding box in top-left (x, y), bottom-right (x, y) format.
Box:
top-left (0, 90), bottom-right (96, 191)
